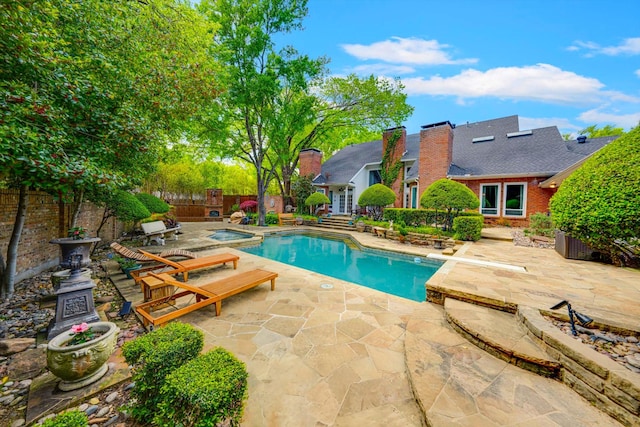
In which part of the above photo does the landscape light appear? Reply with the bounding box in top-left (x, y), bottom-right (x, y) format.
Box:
top-left (550, 300), bottom-right (593, 336)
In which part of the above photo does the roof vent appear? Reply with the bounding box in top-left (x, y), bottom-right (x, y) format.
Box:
top-left (506, 130), bottom-right (533, 138)
top-left (577, 135), bottom-right (587, 144)
top-left (472, 135), bottom-right (494, 143)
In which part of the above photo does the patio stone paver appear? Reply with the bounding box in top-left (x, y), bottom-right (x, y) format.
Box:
top-left (109, 222), bottom-right (639, 426)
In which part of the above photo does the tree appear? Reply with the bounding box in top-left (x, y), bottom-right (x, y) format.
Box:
top-left (268, 74), bottom-right (413, 205)
top-left (0, 0), bottom-right (220, 298)
top-left (357, 184), bottom-right (396, 221)
top-left (292, 174), bottom-right (315, 214)
top-left (550, 126), bottom-right (640, 266)
top-left (579, 124), bottom-right (625, 138)
top-left (304, 192), bottom-right (330, 216)
top-left (198, 0), bottom-right (327, 226)
top-left (420, 179), bottom-right (479, 231)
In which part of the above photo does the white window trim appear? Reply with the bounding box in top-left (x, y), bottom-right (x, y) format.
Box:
top-left (480, 183), bottom-right (501, 217)
top-left (502, 182), bottom-right (527, 218)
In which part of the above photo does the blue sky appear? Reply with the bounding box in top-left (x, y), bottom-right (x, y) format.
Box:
top-left (277, 0), bottom-right (640, 136)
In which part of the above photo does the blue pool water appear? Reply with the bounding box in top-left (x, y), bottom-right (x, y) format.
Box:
top-left (209, 230), bottom-right (254, 241)
top-left (241, 233), bottom-right (442, 301)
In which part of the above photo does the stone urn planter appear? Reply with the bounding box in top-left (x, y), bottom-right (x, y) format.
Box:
top-left (46, 321), bottom-right (119, 391)
top-left (50, 237), bottom-right (101, 269)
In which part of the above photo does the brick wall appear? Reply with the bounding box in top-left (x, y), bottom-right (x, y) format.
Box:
top-left (1, 189), bottom-right (123, 283)
top-left (462, 177), bottom-right (557, 227)
top-left (382, 127), bottom-right (406, 208)
top-left (299, 148), bottom-right (322, 179)
top-left (419, 122), bottom-right (454, 190)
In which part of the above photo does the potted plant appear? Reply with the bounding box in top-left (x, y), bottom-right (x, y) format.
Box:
top-left (118, 258), bottom-right (142, 279)
top-left (46, 321), bottom-right (120, 391)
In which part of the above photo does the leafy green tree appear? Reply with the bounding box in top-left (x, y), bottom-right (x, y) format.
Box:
top-left (0, 0), bottom-right (220, 298)
top-left (579, 124), bottom-right (625, 138)
top-left (358, 184), bottom-right (396, 221)
top-left (420, 179), bottom-right (479, 231)
top-left (198, 0), bottom-right (326, 226)
top-left (292, 175), bottom-right (315, 214)
top-left (550, 126), bottom-right (640, 266)
top-left (304, 192), bottom-right (331, 216)
top-left (269, 74), bottom-right (413, 205)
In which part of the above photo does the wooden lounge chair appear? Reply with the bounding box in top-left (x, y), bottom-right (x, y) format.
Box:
top-left (136, 249), bottom-right (239, 282)
top-left (110, 242), bottom-right (196, 263)
top-left (135, 269), bottom-right (278, 328)
top-left (278, 213), bottom-right (296, 226)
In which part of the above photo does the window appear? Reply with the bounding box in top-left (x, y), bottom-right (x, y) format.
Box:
top-left (369, 170), bottom-right (381, 186)
top-left (480, 184), bottom-right (500, 216)
top-left (503, 183), bottom-right (525, 217)
top-left (411, 186), bottom-right (417, 209)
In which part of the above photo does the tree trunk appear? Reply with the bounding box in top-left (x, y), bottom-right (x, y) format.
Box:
top-left (1, 185), bottom-right (28, 300)
top-left (70, 188), bottom-right (84, 229)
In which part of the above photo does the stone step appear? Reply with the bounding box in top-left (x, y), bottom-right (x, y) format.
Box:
top-left (444, 298), bottom-right (560, 377)
top-left (405, 304), bottom-right (623, 426)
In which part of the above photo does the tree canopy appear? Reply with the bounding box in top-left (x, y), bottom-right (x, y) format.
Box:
top-left (304, 192), bottom-right (330, 215)
top-left (420, 179), bottom-right (479, 230)
top-left (358, 184), bottom-right (396, 221)
top-left (550, 126), bottom-right (640, 266)
top-left (578, 124), bottom-right (626, 138)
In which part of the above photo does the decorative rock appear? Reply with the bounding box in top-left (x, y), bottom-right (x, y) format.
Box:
top-left (7, 348), bottom-right (47, 381)
top-left (626, 336), bottom-right (638, 343)
top-left (10, 419), bottom-right (26, 427)
top-left (91, 418), bottom-right (109, 424)
top-left (89, 397), bottom-right (100, 405)
top-left (85, 404), bottom-right (100, 416)
top-left (0, 394), bottom-right (15, 404)
top-left (78, 403), bottom-right (89, 411)
top-left (0, 338), bottom-right (35, 356)
top-left (105, 391), bottom-right (119, 403)
top-left (9, 395), bottom-right (24, 406)
top-left (123, 382), bottom-right (135, 391)
top-left (103, 415), bottom-right (120, 426)
top-left (96, 406), bottom-right (111, 417)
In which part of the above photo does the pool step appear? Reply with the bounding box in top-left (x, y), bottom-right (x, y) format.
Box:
top-left (312, 216), bottom-right (356, 231)
top-left (444, 298), bottom-right (560, 377)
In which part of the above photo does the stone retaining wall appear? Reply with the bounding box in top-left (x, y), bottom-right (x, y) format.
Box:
top-left (519, 306), bottom-right (640, 427)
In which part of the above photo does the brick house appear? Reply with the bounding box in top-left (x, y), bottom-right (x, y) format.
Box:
top-left (299, 115), bottom-right (617, 226)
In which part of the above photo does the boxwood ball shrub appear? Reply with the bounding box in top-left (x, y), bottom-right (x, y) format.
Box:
top-left (41, 410), bottom-right (88, 427)
top-left (155, 347), bottom-right (248, 427)
top-left (358, 184), bottom-right (396, 221)
top-left (453, 216), bottom-right (483, 241)
top-left (550, 126), bottom-right (640, 265)
top-left (122, 322), bottom-right (204, 421)
top-left (420, 179), bottom-right (479, 231)
top-left (107, 190), bottom-right (151, 223)
top-left (135, 192), bottom-right (170, 214)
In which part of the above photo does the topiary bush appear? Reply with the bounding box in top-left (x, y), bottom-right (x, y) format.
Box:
top-left (122, 322), bottom-right (204, 422)
top-left (525, 212), bottom-right (554, 238)
top-left (304, 192), bottom-right (331, 215)
top-left (41, 410), bottom-right (88, 427)
top-left (358, 184), bottom-right (396, 221)
top-left (453, 216), bottom-right (483, 241)
top-left (135, 192), bottom-right (170, 214)
top-left (155, 347), bottom-right (248, 427)
top-left (108, 190), bottom-right (151, 223)
top-left (550, 126), bottom-right (640, 265)
top-left (420, 179), bottom-right (479, 231)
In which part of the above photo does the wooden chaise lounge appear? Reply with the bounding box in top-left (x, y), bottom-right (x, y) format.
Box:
top-left (135, 249), bottom-right (239, 282)
top-left (110, 242), bottom-right (197, 263)
top-left (135, 269), bottom-right (278, 328)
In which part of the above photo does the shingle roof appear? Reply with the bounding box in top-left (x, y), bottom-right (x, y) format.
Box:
top-left (314, 115), bottom-right (616, 184)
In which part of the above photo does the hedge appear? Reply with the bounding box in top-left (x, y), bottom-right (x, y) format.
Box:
top-left (453, 216), bottom-right (483, 241)
top-left (384, 207), bottom-right (482, 228)
top-left (155, 348), bottom-right (248, 427)
top-left (122, 322), bottom-right (204, 421)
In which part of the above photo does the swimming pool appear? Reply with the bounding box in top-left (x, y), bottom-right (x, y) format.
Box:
top-left (241, 233), bottom-right (442, 301)
top-left (209, 230), bottom-right (254, 242)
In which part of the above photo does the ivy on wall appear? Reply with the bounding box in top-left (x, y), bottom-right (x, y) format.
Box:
top-left (380, 129), bottom-right (403, 188)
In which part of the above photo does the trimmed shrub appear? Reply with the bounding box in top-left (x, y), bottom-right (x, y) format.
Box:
top-left (550, 126), bottom-right (640, 265)
top-left (525, 212), bottom-right (554, 238)
top-left (41, 410), bottom-right (88, 427)
top-left (358, 184), bottom-right (396, 221)
top-left (106, 190), bottom-right (151, 224)
top-left (305, 192), bottom-right (331, 215)
top-left (122, 322), bottom-right (204, 421)
top-left (155, 347), bottom-right (248, 427)
top-left (453, 216), bottom-right (483, 241)
top-left (420, 179), bottom-right (479, 231)
top-left (135, 192), bottom-right (170, 214)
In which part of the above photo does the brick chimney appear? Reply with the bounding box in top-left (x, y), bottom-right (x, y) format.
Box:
top-left (382, 127), bottom-right (406, 207)
top-left (299, 148), bottom-right (322, 178)
top-left (418, 121), bottom-right (454, 190)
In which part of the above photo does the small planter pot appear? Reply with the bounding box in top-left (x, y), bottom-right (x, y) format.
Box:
top-left (46, 321), bottom-right (119, 391)
top-left (122, 264), bottom-right (142, 279)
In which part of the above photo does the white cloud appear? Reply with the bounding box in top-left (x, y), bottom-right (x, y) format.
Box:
top-left (569, 37), bottom-right (640, 56)
top-left (348, 63), bottom-right (416, 76)
top-left (341, 37), bottom-right (477, 65)
top-left (578, 108), bottom-right (640, 129)
top-left (636, 69), bottom-right (640, 78)
top-left (399, 63), bottom-right (640, 105)
top-left (519, 116), bottom-right (580, 132)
